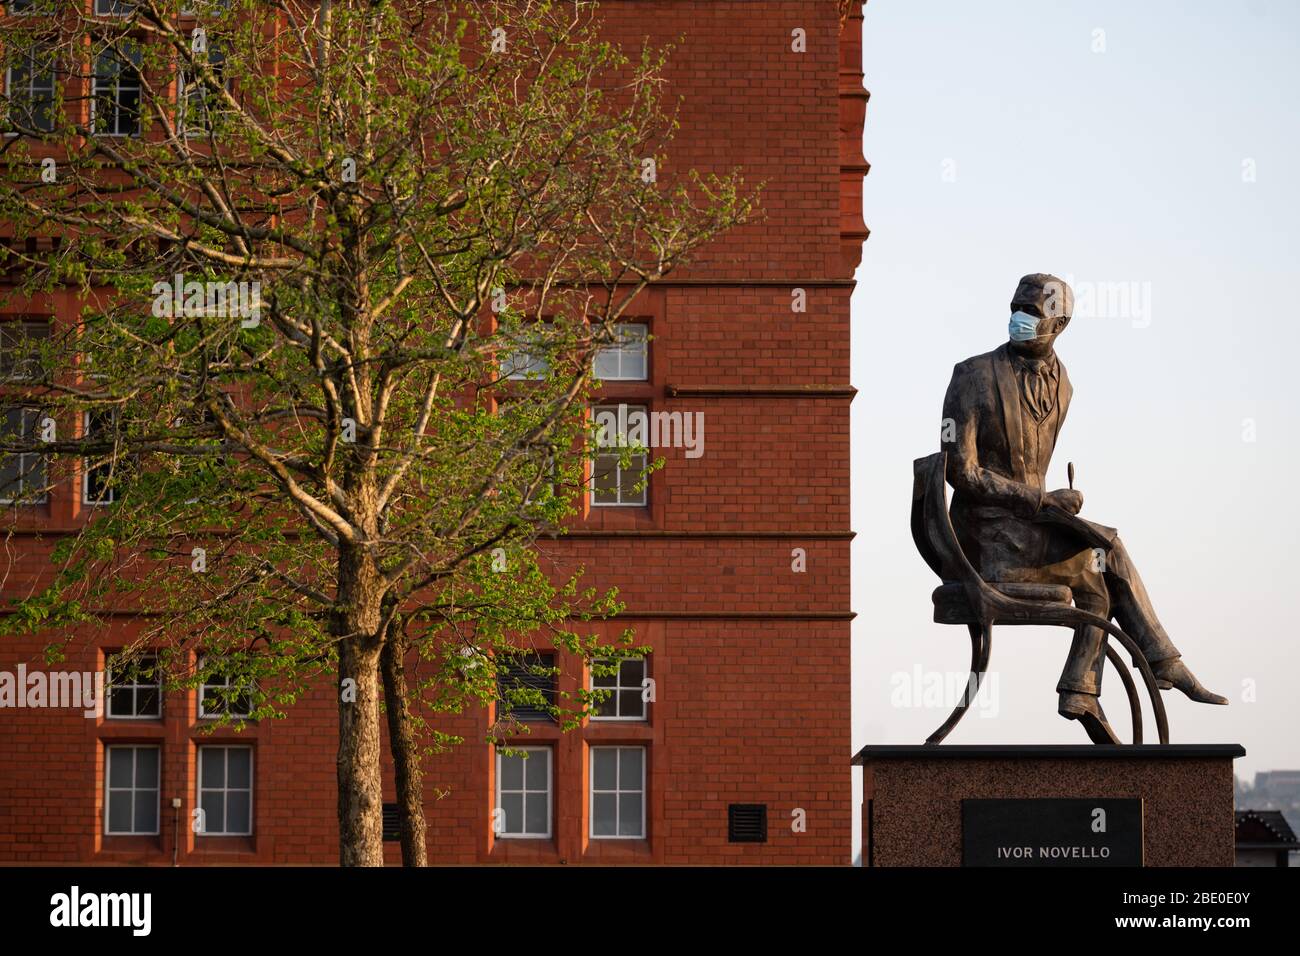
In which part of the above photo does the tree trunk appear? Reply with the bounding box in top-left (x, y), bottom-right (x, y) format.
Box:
top-left (337, 635), bottom-right (385, 866)
top-left (334, 535), bottom-right (387, 867)
top-left (381, 616), bottom-right (428, 866)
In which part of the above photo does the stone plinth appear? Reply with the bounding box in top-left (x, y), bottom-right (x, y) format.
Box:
top-left (855, 744), bottom-right (1245, 867)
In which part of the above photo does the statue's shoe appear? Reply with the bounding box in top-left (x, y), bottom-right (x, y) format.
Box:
top-left (1058, 691), bottom-right (1122, 745)
top-left (1150, 659), bottom-right (1229, 705)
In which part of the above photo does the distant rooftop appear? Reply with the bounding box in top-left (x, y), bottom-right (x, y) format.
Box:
top-left (1235, 810), bottom-right (1300, 850)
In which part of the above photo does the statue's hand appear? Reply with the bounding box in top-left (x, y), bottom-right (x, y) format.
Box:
top-left (1044, 488), bottom-right (1083, 515)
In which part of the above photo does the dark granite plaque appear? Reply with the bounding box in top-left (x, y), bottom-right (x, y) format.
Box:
top-left (962, 798), bottom-right (1143, 867)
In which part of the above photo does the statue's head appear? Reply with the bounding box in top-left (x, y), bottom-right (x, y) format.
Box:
top-left (1008, 273), bottom-right (1073, 358)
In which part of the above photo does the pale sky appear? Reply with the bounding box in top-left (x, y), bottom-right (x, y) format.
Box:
top-left (850, 0), bottom-right (1300, 859)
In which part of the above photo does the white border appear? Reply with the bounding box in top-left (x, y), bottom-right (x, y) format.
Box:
top-left (196, 654), bottom-right (254, 719)
top-left (494, 746), bottom-right (551, 839)
top-left (195, 744), bottom-right (254, 836)
top-left (593, 323), bottom-right (648, 381)
top-left (589, 657), bottom-right (648, 722)
top-left (105, 652), bottom-right (162, 720)
top-left (90, 45), bottom-right (142, 138)
top-left (103, 743), bottom-right (161, 835)
top-left (588, 745), bottom-right (646, 840)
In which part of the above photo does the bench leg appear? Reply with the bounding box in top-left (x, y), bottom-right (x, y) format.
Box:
top-left (1104, 641), bottom-right (1144, 745)
top-left (926, 623), bottom-right (991, 745)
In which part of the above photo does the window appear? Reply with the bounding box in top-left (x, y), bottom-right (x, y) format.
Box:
top-left (0, 319), bottom-right (50, 380)
top-left (95, 0), bottom-right (134, 14)
top-left (91, 45), bottom-right (142, 137)
top-left (106, 652), bottom-right (161, 719)
top-left (591, 404), bottom-right (647, 507)
top-left (495, 747), bottom-right (551, 839)
top-left (178, 41), bottom-right (227, 137)
top-left (104, 745), bottom-right (160, 835)
top-left (197, 745), bottom-right (253, 835)
top-left (593, 323), bottom-right (648, 381)
top-left (499, 329), bottom-right (550, 380)
top-left (197, 656), bottom-right (253, 718)
top-left (590, 657), bottom-right (647, 721)
top-left (0, 407), bottom-right (48, 504)
top-left (5, 1), bottom-right (39, 14)
top-left (4, 46), bottom-right (56, 133)
top-left (83, 409), bottom-right (118, 505)
top-left (495, 651), bottom-right (556, 722)
top-left (590, 745), bottom-right (645, 839)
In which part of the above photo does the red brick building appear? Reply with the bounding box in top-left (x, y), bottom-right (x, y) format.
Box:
top-left (0, 0), bottom-right (868, 864)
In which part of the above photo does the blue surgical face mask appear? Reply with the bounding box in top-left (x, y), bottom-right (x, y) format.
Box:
top-left (1008, 310), bottom-right (1042, 342)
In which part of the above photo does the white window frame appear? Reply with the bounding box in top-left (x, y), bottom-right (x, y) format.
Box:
top-left (196, 744), bottom-right (254, 836)
top-left (589, 745), bottom-right (646, 840)
top-left (197, 655), bottom-right (254, 719)
top-left (90, 45), bottom-right (142, 138)
top-left (82, 409), bottom-right (117, 506)
top-left (495, 746), bottom-right (552, 839)
top-left (593, 323), bottom-right (648, 381)
top-left (0, 319), bottom-right (51, 380)
top-left (176, 40), bottom-right (227, 138)
top-left (590, 404), bottom-right (648, 507)
top-left (104, 744), bottom-right (160, 836)
top-left (0, 406), bottom-right (49, 505)
top-left (105, 651), bottom-right (162, 720)
top-left (589, 657), bottom-right (648, 722)
top-left (499, 327), bottom-right (551, 381)
top-left (4, 46), bottom-right (56, 135)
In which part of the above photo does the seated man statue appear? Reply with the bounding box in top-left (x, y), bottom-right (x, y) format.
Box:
top-left (940, 273), bottom-right (1226, 743)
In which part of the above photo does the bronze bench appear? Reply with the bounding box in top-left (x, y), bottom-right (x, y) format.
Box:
top-left (911, 452), bottom-right (1168, 744)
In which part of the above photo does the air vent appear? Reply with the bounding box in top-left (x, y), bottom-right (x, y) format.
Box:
top-left (496, 652), bottom-right (557, 722)
top-left (382, 803), bottom-right (401, 842)
top-left (728, 803), bottom-right (768, 843)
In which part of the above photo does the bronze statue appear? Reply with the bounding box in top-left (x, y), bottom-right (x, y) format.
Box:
top-left (938, 273), bottom-right (1227, 744)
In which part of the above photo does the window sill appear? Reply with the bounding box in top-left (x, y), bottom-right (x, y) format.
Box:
top-left (99, 719), bottom-right (166, 734)
top-left (580, 501), bottom-right (656, 531)
top-left (488, 837), bottom-right (562, 864)
top-left (582, 838), bottom-right (653, 862)
top-left (98, 833), bottom-right (163, 855)
top-left (583, 721), bottom-right (654, 739)
top-left (192, 834), bottom-right (256, 856)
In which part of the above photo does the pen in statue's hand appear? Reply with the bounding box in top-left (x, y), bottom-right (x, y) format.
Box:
top-left (1044, 462), bottom-right (1084, 515)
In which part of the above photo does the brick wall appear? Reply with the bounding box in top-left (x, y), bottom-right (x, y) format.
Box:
top-left (0, 0), bottom-right (868, 865)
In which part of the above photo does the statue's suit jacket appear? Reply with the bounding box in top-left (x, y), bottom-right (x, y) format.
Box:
top-left (939, 343), bottom-right (1177, 683)
top-left (940, 342), bottom-right (1080, 578)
